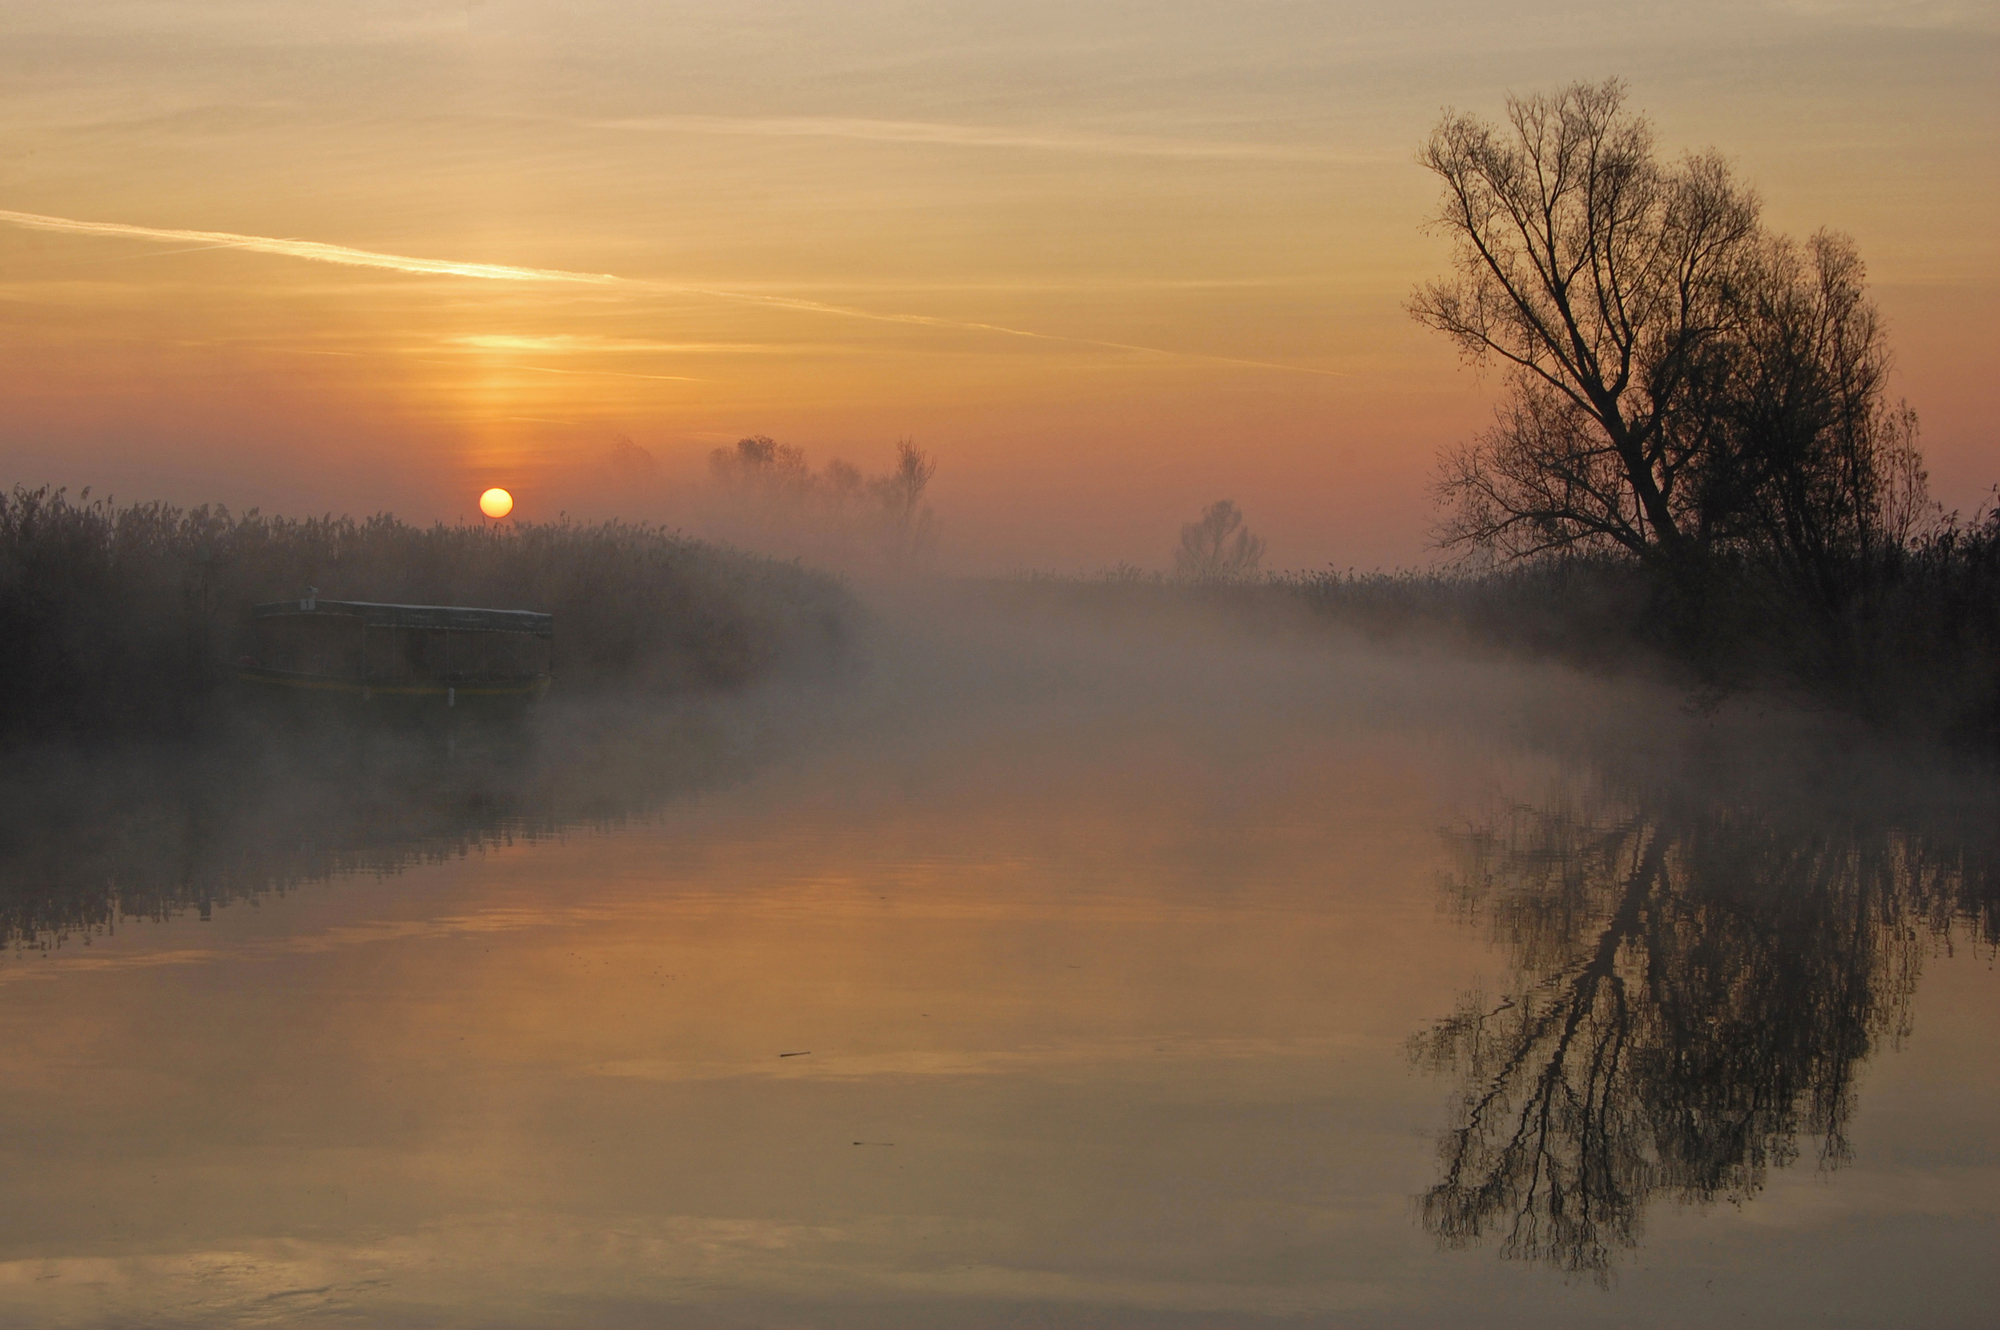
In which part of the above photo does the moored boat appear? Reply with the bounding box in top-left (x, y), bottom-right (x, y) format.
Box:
top-left (235, 592), bottom-right (553, 720)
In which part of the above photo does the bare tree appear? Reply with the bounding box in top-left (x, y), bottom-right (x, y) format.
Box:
top-left (1415, 79), bottom-right (1760, 563)
top-left (1693, 232), bottom-right (1934, 612)
top-left (1417, 79), bottom-right (1933, 617)
top-left (869, 439), bottom-right (938, 567)
top-left (1174, 500), bottom-right (1265, 581)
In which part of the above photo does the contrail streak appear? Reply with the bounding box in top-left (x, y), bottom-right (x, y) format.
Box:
top-left (0, 208), bottom-right (622, 284)
top-left (0, 207), bottom-right (1342, 377)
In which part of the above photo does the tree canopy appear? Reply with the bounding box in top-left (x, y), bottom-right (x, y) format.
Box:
top-left (1415, 79), bottom-right (1928, 607)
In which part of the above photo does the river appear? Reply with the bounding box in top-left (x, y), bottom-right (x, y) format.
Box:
top-left (2, 587), bottom-right (1994, 1327)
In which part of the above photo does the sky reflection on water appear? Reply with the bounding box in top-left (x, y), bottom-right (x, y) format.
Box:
top-left (1, 598), bottom-right (1995, 1327)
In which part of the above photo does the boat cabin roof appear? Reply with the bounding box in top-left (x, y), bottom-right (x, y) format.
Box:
top-left (252, 598), bottom-right (554, 637)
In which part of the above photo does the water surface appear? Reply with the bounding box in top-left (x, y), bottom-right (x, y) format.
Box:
top-left (3, 595), bottom-right (1995, 1326)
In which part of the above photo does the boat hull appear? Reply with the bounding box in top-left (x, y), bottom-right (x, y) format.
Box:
top-left (233, 665), bottom-right (550, 725)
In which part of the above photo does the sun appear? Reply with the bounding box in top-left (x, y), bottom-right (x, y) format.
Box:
top-left (479, 487), bottom-right (514, 518)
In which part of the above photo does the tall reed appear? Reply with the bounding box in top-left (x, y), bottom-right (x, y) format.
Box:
top-left (0, 487), bottom-right (856, 743)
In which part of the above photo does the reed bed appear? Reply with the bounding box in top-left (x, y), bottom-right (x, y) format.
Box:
top-left (0, 486), bottom-right (856, 744)
top-left (1298, 542), bottom-right (2000, 745)
top-left (1021, 518), bottom-right (2000, 748)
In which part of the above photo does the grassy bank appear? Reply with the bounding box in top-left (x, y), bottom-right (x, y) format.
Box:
top-left (0, 486), bottom-right (856, 744)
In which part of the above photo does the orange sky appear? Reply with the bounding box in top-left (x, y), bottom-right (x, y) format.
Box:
top-left (2, 1), bottom-right (1994, 570)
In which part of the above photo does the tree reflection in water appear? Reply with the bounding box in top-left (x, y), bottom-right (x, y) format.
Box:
top-left (1412, 769), bottom-right (2000, 1281)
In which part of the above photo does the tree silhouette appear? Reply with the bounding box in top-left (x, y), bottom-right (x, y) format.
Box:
top-left (1414, 78), bottom-right (1927, 599)
top-left (703, 436), bottom-right (939, 571)
top-left (1174, 500), bottom-right (1265, 581)
top-left (869, 439), bottom-right (939, 568)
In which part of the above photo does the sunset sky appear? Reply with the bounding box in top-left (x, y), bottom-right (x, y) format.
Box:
top-left (3, 1), bottom-right (1993, 571)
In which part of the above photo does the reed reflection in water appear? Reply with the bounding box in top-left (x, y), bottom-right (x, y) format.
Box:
top-left (0, 593), bottom-right (1996, 1327)
top-left (0, 697), bottom-right (767, 955)
top-left (1415, 764), bottom-right (2000, 1282)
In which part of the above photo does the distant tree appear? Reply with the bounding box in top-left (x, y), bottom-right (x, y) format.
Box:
top-left (709, 435), bottom-right (812, 495)
top-left (869, 439), bottom-right (938, 567)
top-left (1174, 500), bottom-right (1265, 581)
top-left (1414, 78), bottom-right (1926, 603)
top-left (822, 458), bottom-right (865, 499)
top-left (704, 435), bottom-right (938, 571)
top-left (605, 434), bottom-right (659, 486)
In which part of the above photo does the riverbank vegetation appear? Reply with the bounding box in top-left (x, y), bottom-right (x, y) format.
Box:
top-left (0, 486), bottom-right (855, 745)
top-left (1017, 516), bottom-right (2000, 748)
top-left (1287, 530), bottom-right (2000, 743)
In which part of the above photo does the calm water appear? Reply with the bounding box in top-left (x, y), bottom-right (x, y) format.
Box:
top-left (3, 593), bottom-right (1995, 1327)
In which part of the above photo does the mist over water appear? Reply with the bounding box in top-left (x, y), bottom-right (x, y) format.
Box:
top-left (2, 586), bottom-right (1995, 1327)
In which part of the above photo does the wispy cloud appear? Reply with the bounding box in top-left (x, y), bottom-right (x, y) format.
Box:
top-left (442, 334), bottom-right (785, 355)
top-left (584, 114), bottom-right (1375, 164)
top-left (0, 208), bottom-right (1342, 378)
top-left (0, 208), bottom-right (621, 284)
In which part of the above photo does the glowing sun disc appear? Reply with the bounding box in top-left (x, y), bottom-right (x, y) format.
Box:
top-left (479, 487), bottom-right (514, 518)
